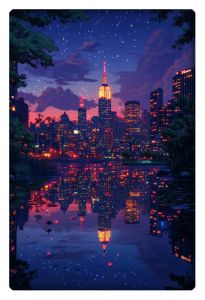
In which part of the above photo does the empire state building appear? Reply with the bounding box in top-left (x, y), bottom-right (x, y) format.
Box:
top-left (98, 62), bottom-right (113, 155)
top-left (98, 62), bottom-right (112, 128)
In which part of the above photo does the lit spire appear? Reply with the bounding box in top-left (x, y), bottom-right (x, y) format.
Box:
top-left (102, 61), bottom-right (107, 84)
top-left (98, 62), bottom-right (111, 99)
top-left (79, 95), bottom-right (84, 108)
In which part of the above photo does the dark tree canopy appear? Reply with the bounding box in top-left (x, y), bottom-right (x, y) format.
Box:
top-left (162, 97), bottom-right (195, 175)
top-left (152, 10), bottom-right (195, 49)
top-left (10, 10), bottom-right (87, 27)
top-left (10, 10), bottom-right (88, 87)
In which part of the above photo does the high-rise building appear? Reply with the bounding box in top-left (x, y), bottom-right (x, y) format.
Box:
top-left (98, 62), bottom-right (112, 128)
top-left (172, 67), bottom-right (195, 113)
top-left (125, 101), bottom-right (140, 133)
top-left (124, 101), bottom-right (141, 157)
top-left (140, 109), bottom-right (150, 153)
top-left (78, 96), bottom-right (88, 157)
top-left (150, 88), bottom-right (163, 151)
top-left (159, 100), bottom-right (173, 144)
top-left (98, 62), bottom-right (113, 156)
top-left (58, 112), bottom-right (70, 154)
top-left (60, 111), bottom-right (70, 124)
top-left (78, 96), bottom-right (87, 137)
top-left (124, 199), bottom-right (140, 224)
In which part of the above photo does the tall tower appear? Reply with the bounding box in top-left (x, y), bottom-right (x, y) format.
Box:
top-left (172, 67), bottom-right (195, 113)
top-left (98, 62), bottom-right (112, 128)
top-left (78, 95), bottom-right (87, 137)
top-left (125, 101), bottom-right (140, 134)
top-left (124, 101), bottom-right (141, 157)
top-left (150, 88), bottom-right (163, 151)
top-left (98, 62), bottom-right (113, 156)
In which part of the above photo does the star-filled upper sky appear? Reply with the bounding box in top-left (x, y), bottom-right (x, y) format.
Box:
top-left (17, 10), bottom-right (195, 123)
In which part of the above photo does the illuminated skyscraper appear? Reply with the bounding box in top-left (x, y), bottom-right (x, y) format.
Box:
top-left (98, 214), bottom-right (111, 255)
top-left (78, 96), bottom-right (87, 157)
top-left (150, 88), bottom-right (163, 151)
top-left (125, 101), bottom-right (140, 134)
top-left (140, 109), bottom-right (150, 153)
top-left (172, 67), bottom-right (195, 113)
top-left (124, 101), bottom-right (141, 157)
top-left (78, 96), bottom-right (87, 137)
top-left (159, 100), bottom-right (173, 144)
top-left (98, 62), bottom-right (112, 128)
top-left (124, 198), bottom-right (140, 224)
top-left (98, 62), bottom-right (113, 156)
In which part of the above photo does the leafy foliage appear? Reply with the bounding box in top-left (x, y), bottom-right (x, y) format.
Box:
top-left (10, 10), bottom-right (88, 87)
top-left (10, 259), bottom-right (37, 290)
top-left (10, 116), bottom-right (34, 174)
top-left (166, 273), bottom-right (195, 290)
top-left (162, 97), bottom-right (195, 175)
top-left (10, 17), bottom-right (58, 68)
top-left (10, 10), bottom-right (88, 27)
top-left (152, 10), bottom-right (195, 49)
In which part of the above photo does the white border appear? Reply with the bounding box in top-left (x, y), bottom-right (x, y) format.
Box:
top-left (0, 0), bottom-right (204, 299)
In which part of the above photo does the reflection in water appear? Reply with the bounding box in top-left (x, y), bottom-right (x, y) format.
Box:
top-left (10, 162), bottom-right (195, 290)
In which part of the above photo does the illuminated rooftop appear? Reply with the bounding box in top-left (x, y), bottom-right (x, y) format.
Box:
top-left (98, 62), bottom-right (111, 100)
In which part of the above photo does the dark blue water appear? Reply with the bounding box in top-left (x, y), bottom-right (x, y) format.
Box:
top-left (10, 162), bottom-right (194, 290)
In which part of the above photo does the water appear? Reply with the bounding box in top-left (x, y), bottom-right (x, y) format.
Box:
top-left (10, 162), bottom-right (194, 290)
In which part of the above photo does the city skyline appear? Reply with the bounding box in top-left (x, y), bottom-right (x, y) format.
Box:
top-left (9, 9), bottom-right (195, 290)
top-left (10, 62), bottom-right (195, 161)
top-left (16, 10), bottom-right (195, 122)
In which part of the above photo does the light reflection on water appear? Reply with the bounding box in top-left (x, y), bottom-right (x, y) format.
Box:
top-left (10, 162), bottom-right (194, 290)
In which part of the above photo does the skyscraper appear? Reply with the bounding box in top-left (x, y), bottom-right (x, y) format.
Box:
top-left (124, 199), bottom-right (140, 224)
top-left (98, 62), bottom-right (113, 156)
top-left (124, 101), bottom-right (141, 158)
top-left (124, 101), bottom-right (140, 134)
top-left (140, 109), bottom-right (150, 153)
top-left (159, 100), bottom-right (173, 144)
top-left (78, 96), bottom-right (88, 158)
top-left (78, 96), bottom-right (87, 137)
top-left (172, 67), bottom-right (195, 113)
top-left (98, 62), bottom-right (112, 128)
top-left (150, 88), bottom-right (163, 151)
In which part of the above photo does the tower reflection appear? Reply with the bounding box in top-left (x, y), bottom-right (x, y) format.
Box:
top-left (10, 162), bottom-right (194, 271)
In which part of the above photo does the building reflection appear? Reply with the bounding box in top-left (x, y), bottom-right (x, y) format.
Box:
top-left (10, 162), bottom-right (195, 267)
top-left (170, 208), bottom-right (194, 263)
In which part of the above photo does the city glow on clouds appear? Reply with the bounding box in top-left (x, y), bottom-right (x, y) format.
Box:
top-left (17, 10), bottom-right (194, 123)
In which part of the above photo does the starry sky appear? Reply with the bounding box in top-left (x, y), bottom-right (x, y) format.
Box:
top-left (17, 10), bottom-right (195, 123)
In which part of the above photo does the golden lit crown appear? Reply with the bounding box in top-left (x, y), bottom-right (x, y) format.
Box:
top-left (98, 62), bottom-right (111, 100)
top-left (98, 229), bottom-right (111, 243)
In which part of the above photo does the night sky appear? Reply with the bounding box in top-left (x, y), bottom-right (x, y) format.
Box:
top-left (17, 10), bottom-right (195, 122)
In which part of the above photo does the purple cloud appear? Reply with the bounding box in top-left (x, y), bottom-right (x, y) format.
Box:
top-left (18, 86), bottom-right (97, 112)
top-left (153, 46), bottom-right (195, 101)
top-left (23, 52), bottom-right (98, 85)
top-left (17, 91), bottom-right (37, 104)
top-left (113, 29), bottom-right (195, 108)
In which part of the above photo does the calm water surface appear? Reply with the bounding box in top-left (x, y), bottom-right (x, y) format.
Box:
top-left (10, 162), bottom-right (194, 290)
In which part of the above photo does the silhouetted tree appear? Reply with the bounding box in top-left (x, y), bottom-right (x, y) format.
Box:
top-left (166, 273), bottom-right (195, 290)
top-left (152, 10), bottom-right (195, 49)
top-left (10, 259), bottom-right (37, 290)
top-left (10, 116), bottom-right (34, 173)
top-left (162, 97), bottom-right (195, 176)
top-left (10, 10), bottom-right (88, 87)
